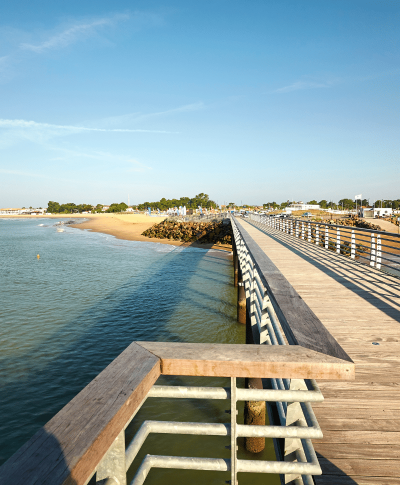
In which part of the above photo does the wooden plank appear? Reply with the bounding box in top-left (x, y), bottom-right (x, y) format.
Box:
top-left (316, 476), bottom-right (400, 485)
top-left (316, 418), bottom-right (400, 432)
top-left (317, 430), bottom-right (400, 444)
top-left (234, 219), bottom-right (353, 362)
top-left (318, 457), bottom-right (400, 477)
top-left (314, 443), bottom-right (400, 460)
top-left (0, 342), bottom-right (161, 485)
top-left (137, 341), bottom-right (355, 379)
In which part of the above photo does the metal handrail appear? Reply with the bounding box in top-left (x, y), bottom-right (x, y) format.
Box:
top-left (248, 213), bottom-right (400, 275)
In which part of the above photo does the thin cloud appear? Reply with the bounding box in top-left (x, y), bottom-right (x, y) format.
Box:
top-left (95, 102), bottom-right (205, 127)
top-left (46, 146), bottom-right (153, 171)
top-left (274, 79), bottom-right (336, 93)
top-left (0, 118), bottom-right (176, 134)
top-left (20, 14), bottom-right (129, 53)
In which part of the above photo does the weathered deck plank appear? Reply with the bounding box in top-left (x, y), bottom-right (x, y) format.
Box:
top-left (236, 218), bottom-right (400, 484)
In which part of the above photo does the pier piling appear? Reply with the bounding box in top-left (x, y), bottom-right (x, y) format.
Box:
top-left (237, 281), bottom-right (246, 324)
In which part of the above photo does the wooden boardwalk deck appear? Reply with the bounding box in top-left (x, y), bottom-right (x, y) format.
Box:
top-left (236, 218), bottom-right (400, 485)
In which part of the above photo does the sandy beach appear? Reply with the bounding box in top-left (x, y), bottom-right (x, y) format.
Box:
top-left (1, 213), bottom-right (232, 251)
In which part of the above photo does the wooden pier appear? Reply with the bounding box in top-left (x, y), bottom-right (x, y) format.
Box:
top-left (236, 217), bottom-right (400, 484)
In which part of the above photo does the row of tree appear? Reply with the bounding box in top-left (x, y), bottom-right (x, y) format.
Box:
top-left (261, 199), bottom-right (400, 210)
top-left (47, 201), bottom-right (128, 214)
top-left (137, 193), bottom-right (217, 211)
top-left (47, 194), bottom-right (217, 214)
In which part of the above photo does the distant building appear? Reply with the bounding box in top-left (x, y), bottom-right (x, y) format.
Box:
top-left (0, 208), bottom-right (46, 215)
top-left (288, 203), bottom-right (320, 211)
top-left (359, 207), bottom-right (392, 218)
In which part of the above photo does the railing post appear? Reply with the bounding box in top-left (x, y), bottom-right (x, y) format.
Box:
top-left (370, 234), bottom-right (376, 267)
top-left (301, 222), bottom-right (305, 240)
top-left (315, 225), bottom-right (319, 246)
top-left (296, 221), bottom-right (299, 238)
top-left (96, 430), bottom-right (126, 485)
top-left (336, 227), bottom-right (341, 254)
top-left (376, 234), bottom-right (381, 269)
top-left (351, 230), bottom-right (356, 259)
top-left (284, 379), bottom-right (309, 484)
top-left (325, 225), bottom-right (329, 249)
top-left (308, 223), bottom-right (311, 243)
top-left (231, 377), bottom-right (238, 485)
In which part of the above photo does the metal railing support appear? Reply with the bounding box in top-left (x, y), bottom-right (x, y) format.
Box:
top-left (351, 230), bottom-right (356, 259)
top-left (370, 234), bottom-right (376, 267)
top-left (336, 227), bottom-right (341, 254)
top-left (96, 430), bottom-right (126, 485)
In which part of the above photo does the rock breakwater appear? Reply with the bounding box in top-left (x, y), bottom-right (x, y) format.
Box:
top-left (142, 220), bottom-right (232, 245)
top-left (319, 217), bottom-right (382, 231)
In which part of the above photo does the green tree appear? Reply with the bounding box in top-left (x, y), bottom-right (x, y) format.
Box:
top-left (47, 201), bottom-right (61, 213)
top-left (338, 198), bottom-right (355, 210)
top-left (307, 200), bottom-right (318, 205)
top-left (107, 202), bottom-right (128, 213)
top-left (318, 200), bottom-right (328, 209)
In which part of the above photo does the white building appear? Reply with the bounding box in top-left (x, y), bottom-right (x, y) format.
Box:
top-left (0, 208), bottom-right (46, 215)
top-left (288, 203), bottom-right (320, 211)
top-left (359, 207), bottom-right (393, 218)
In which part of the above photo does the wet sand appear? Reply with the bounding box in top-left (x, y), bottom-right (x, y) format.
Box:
top-left (69, 214), bottom-right (232, 252)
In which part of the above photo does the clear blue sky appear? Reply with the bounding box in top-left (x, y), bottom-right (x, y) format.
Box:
top-left (0, 0), bottom-right (398, 207)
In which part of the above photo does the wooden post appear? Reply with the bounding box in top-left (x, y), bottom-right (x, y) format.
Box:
top-left (237, 281), bottom-right (246, 324)
top-left (244, 377), bottom-right (266, 453)
top-left (234, 254), bottom-right (239, 287)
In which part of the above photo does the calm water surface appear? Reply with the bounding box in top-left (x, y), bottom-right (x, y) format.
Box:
top-left (0, 219), bottom-right (278, 484)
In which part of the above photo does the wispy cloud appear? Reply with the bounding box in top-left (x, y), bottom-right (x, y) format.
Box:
top-left (20, 14), bottom-right (129, 53)
top-left (47, 146), bottom-right (153, 172)
top-left (94, 102), bottom-right (205, 128)
top-left (274, 78), bottom-right (337, 93)
top-left (0, 118), bottom-right (176, 134)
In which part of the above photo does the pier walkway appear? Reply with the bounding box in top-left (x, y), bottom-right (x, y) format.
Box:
top-left (235, 217), bottom-right (400, 484)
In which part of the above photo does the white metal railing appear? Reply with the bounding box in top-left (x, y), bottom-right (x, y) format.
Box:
top-left (245, 213), bottom-right (400, 276)
top-left (231, 216), bottom-right (324, 485)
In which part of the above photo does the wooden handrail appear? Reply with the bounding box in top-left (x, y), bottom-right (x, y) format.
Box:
top-left (233, 217), bottom-right (353, 363)
top-left (0, 342), bottom-right (354, 485)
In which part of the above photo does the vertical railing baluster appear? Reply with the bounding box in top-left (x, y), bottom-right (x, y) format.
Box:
top-left (351, 230), bottom-right (356, 259)
top-left (231, 377), bottom-right (237, 485)
top-left (308, 223), bottom-right (311, 243)
top-left (315, 225), bottom-right (319, 246)
top-left (96, 430), bottom-right (126, 485)
top-left (336, 227), bottom-right (341, 254)
top-left (376, 235), bottom-right (381, 269)
top-left (301, 222), bottom-right (305, 240)
top-left (325, 225), bottom-right (329, 249)
top-left (370, 234), bottom-right (376, 266)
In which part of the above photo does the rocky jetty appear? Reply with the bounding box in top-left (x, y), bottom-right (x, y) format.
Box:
top-left (319, 217), bottom-right (382, 231)
top-left (142, 219), bottom-right (232, 245)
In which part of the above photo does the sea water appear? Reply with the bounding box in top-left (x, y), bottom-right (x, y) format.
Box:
top-left (0, 219), bottom-right (278, 484)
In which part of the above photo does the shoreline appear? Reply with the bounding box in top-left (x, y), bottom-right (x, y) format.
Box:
top-left (63, 214), bottom-right (233, 252)
top-left (1, 213), bottom-right (232, 251)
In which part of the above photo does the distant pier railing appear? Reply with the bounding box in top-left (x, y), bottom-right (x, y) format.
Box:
top-left (245, 213), bottom-right (400, 275)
